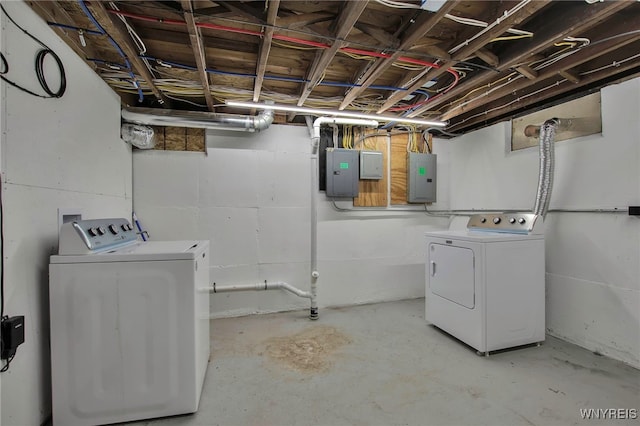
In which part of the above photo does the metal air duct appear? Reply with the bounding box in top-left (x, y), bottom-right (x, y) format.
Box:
top-left (121, 107), bottom-right (274, 132)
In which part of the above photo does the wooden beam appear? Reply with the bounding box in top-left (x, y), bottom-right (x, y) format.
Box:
top-left (339, 1), bottom-right (459, 110)
top-left (353, 22), bottom-right (399, 48)
top-left (438, 12), bottom-right (640, 121)
top-left (515, 65), bottom-right (538, 80)
top-left (378, 0), bottom-right (551, 113)
top-left (425, 45), bottom-right (451, 62)
top-left (253, 0), bottom-right (280, 102)
top-left (182, 0), bottom-right (215, 111)
top-left (297, 1), bottom-right (368, 106)
top-left (476, 48), bottom-right (499, 67)
top-left (191, 6), bottom-right (231, 18)
top-left (217, 1), bottom-right (265, 24)
top-left (89, 2), bottom-right (170, 107)
top-left (448, 57), bottom-right (640, 132)
top-left (559, 70), bottom-right (580, 84)
top-left (27, 1), bottom-right (98, 65)
top-left (277, 11), bottom-right (334, 29)
top-left (405, 0), bottom-right (634, 118)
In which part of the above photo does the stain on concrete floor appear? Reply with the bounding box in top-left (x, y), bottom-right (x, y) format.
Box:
top-left (263, 325), bottom-right (351, 373)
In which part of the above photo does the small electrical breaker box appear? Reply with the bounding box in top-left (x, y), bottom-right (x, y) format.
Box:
top-left (407, 152), bottom-right (437, 203)
top-left (359, 151), bottom-right (384, 180)
top-left (326, 148), bottom-right (359, 197)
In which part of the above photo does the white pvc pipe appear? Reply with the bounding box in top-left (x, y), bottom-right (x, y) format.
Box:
top-left (308, 117), bottom-right (379, 320)
top-left (211, 281), bottom-right (312, 299)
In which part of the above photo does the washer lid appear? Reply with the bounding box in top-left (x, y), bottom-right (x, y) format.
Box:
top-left (50, 240), bottom-right (209, 263)
top-left (425, 229), bottom-right (543, 242)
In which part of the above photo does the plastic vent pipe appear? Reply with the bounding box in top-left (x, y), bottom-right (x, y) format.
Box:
top-left (308, 117), bottom-right (379, 319)
top-left (121, 107), bottom-right (274, 132)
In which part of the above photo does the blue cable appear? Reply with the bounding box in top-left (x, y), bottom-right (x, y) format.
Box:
top-left (137, 55), bottom-right (437, 98)
top-left (47, 21), bottom-right (102, 35)
top-left (77, 1), bottom-right (144, 102)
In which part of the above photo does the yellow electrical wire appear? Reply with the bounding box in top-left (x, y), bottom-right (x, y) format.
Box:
top-left (272, 40), bottom-right (320, 50)
top-left (491, 34), bottom-right (533, 42)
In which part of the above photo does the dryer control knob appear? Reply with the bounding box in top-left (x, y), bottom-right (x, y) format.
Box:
top-left (480, 217), bottom-right (487, 223)
top-left (493, 217), bottom-right (501, 224)
top-left (121, 224), bottom-right (128, 232)
top-left (97, 226), bottom-right (106, 235)
top-left (88, 228), bottom-right (97, 237)
top-left (109, 224), bottom-right (119, 235)
top-left (518, 218), bottom-right (526, 224)
top-left (509, 217), bottom-right (516, 224)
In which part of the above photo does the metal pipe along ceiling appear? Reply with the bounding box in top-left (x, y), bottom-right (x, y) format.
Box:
top-left (121, 107), bottom-right (274, 132)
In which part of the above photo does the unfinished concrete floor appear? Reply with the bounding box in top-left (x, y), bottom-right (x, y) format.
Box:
top-left (128, 299), bottom-right (639, 426)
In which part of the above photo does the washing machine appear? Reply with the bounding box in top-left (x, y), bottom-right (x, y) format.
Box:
top-left (49, 218), bottom-right (210, 426)
top-left (425, 213), bottom-right (545, 355)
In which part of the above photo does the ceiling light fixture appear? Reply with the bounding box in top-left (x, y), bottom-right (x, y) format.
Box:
top-left (224, 101), bottom-right (448, 128)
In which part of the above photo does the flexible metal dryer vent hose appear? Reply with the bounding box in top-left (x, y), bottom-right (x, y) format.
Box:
top-left (533, 118), bottom-right (559, 218)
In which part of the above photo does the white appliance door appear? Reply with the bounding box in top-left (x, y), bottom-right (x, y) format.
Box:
top-left (429, 243), bottom-right (475, 309)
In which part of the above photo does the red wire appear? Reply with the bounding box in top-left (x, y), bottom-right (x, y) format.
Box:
top-left (107, 9), bottom-right (459, 108)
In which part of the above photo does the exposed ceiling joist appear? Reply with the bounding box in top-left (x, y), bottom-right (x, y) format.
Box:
top-left (339, 1), bottom-right (459, 110)
top-left (475, 48), bottom-right (499, 68)
top-left (254, 0), bottom-right (280, 102)
top-left (439, 16), bottom-right (640, 121)
top-left (353, 22), bottom-right (399, 48)
top-left (31, 1), bottom-right (638, 134)
top-left (379, 0), bottom-right (552, 113)
top-left (449, 56), bottom-right (640, 132)
top-left (297, 0), bottom-right (368, 106)
top-left (216, 1), bottom-right (265, 24)
top-left (29, 1), bottom-right (99, 66)
top-left (89, 2), bottom-right (170, 107)
top-left (181, 0), bottom-right (215, 111)
top-left (559, 70), bottom-right (580, 84)
top-left (277, 11), bottom-right (334, 29)
top-left (406, 0), bottom-right (635, 119)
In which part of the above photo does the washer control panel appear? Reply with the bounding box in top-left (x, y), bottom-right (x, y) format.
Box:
top-left (58, 218), bottom-right (138, 255)
top-left (467, 213), bottom-right (543, 234)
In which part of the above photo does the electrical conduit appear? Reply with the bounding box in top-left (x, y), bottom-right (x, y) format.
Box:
top-left (309, 117), bottom-right (379, 319)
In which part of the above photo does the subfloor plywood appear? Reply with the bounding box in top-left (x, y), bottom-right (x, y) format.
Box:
top-left (354, 131), bottom-right (388, 207)
top-left (390, 134), bottom-right (409, 205)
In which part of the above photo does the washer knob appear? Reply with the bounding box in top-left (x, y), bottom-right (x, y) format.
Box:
top-left (518, 217), bottom-right (526, 224)
top-left (97, 226), bottom-right (106, 235)
top-left (480, 217), bottom-right (487, 223)
top-left (88, 228), bottom-right (97, 237)
top-left (493, 217), bottom-right (501, 224)
top-left (109, 224), bottom-right (119, 235)
top-left (127, 223), bottom-right (134, 231)
top-left (121, 224), bottom-right (128, 232)
top-left (509, 217), bottom-right (516, 224)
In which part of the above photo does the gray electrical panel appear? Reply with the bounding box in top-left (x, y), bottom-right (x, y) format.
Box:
top-left (326, 148), bottom-right (359, 197)
top-left (407, 152), bottom-right (437, 203)
top-left (359, 151), bottom-right (384, 180)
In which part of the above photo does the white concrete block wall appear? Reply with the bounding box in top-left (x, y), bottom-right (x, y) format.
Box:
top-left (444, 77), bottom-right (640, 368)
top-left (0, 2), bottom-right (132, 424)
top-left (133, 125), bottom-right (448, 319)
